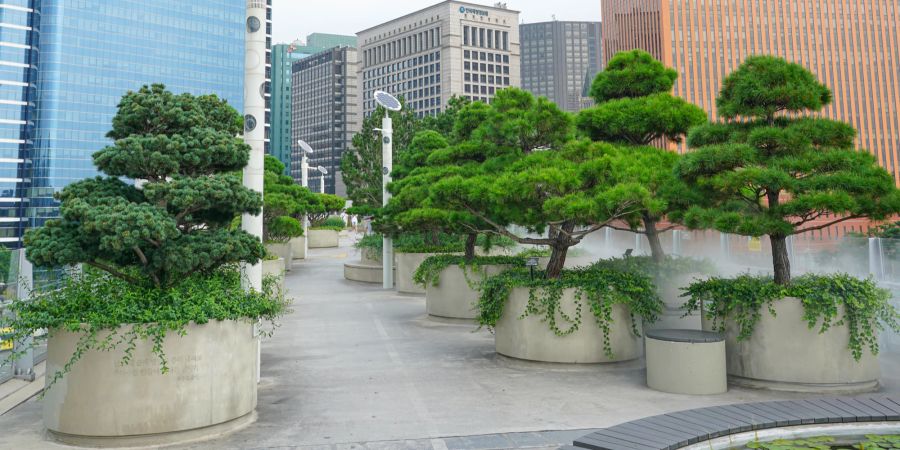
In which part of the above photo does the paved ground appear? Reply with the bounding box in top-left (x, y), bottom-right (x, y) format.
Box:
top-left (0, 237), bottom-right (898, 449)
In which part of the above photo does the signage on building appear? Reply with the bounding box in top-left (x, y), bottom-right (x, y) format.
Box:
top-left (459, 6), bottom-right (489, 16)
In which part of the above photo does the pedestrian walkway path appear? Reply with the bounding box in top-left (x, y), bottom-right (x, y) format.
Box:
top-left (0, 239), bottom-right (898, 449)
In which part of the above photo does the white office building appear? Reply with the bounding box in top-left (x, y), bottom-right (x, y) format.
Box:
top-left (357, 1), bottom-right (520, 118)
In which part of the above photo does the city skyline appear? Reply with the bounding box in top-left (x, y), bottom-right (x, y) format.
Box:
top-left (271, 0), bottom-right (600, 43)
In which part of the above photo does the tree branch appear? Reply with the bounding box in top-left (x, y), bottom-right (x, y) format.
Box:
top-left (85, 261), bottom-right (143, 286)
top-left (132, 246), bottom-right (160, 287)
top-left (794, 215), bottom-right (863, 234)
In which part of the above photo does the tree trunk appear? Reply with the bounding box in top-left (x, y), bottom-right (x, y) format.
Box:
top-left (643, 214), bottom-right (665, 263)
top-left (545, 221), bottom-right (576, 279)
top-left (464, 233), bottom-right (477, 261)
top-left (429, 230), bottom-right (440, 246)
top-left (771, 234), bottom-right (791, 285)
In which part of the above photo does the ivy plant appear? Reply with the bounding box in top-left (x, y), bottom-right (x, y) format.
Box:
top-left (413, 254), bottom-right (527, 288)
top-left (682, 273), bottom-right (899, 360)
top-left (477, 266), bottom-right (663, 358)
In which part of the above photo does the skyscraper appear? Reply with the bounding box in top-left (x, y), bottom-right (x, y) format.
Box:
top-left (271, 34), bottom-right (356, 175)
top-left (601, 0), bottom-right (900, 186)
top-left (291, 46), bottom-right (360, 195)
top-left (357, 1), bottom-right (521, 119)
top-left (0, 0), bottom-right (248, 248)
top-left (520, 21), bottom-right (603, 112)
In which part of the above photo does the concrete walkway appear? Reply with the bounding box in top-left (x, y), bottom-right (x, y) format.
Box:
top-left (1, 237), bottom-right (898, 449)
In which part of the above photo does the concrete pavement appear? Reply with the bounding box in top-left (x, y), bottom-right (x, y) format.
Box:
top-left (0, 236), bottom-right (898, 449)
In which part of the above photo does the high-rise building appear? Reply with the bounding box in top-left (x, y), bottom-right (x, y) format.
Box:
top-left (520, 21), bottom-right (603, 112)
top-left (601, 0), bottom-right (900, 187)
top-left (272, 43), bottom-right (313, 173)
top-left (0, 0), bottom-right (248, 248)
top-left (291, 46), bottom-right (360, 195)
top-left (271, 33), bottom-right (356, 173)
top-left (357, 1), bottom-right (521, 119)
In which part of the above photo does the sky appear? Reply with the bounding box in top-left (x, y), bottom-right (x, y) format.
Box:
top-left (272, 0), bottom-right (601, 44)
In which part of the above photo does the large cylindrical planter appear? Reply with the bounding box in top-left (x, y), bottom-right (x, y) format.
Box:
top-left (265, 243), bottom-right (292, 272)
top-left (396, 252), bottom-right (438, 295)
top-left (308, 229), bottom-right (339, 248)
top-left (494, 287), bottom-right (642, 363)
top-left (425, 264), bottom-right (507, 319)
top-left (290, 236), bottom-right (306, 260)
top-left (262, 258), bottom-right (285, 294)
top-left (716, 297), bottom-right (880, 393)
top-left (644, 273), bottom-right (702, 331)
top-left (43, 320), bottom-right (258, 447)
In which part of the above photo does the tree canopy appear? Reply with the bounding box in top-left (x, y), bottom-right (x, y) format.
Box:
top-left (263, 155), bottom-right (305, 243)
top-left (577, 50), bottom-right (706, 262)
top-left (677, 56), bottom-right (900, 284)
top-left (25, 84), bottom-right (265, 288)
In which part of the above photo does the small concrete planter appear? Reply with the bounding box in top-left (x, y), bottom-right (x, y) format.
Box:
top-left (396, 252), bottom-right (439, 294)
top-left (43, 320), bottom-right (257, 447)
top-left (494, 287), bottom-right (642, 363)
top-left (644, 272), bottom-right (703, 331)
top-left (710, 297), bottom-right (881, 393)
top-left (265, 242), bottom-right (293, 272)
top-left (290, 236), bottom-right (306, 260)
top-left (262, 258), bottom-right (285, 294)
top-left (425, 264), bottom-right (508, 319)
top-left (308, 229), bottom-right (340, 248)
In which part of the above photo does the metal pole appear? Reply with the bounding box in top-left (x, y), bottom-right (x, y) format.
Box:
top-left (672, 230), bottom-right (682, 256)
top-left (382, 115), bottom-right (394, 289)
top-left (869, 237), bottom-right (885, 280)
top-left (301, 155), bottom-right (309, 256)
top-left (241, 1), bottom-right (265, 293)
top-left (320, 173), bottom-right (325, 194)
top-left (13, 250), bottom-right (34, 381)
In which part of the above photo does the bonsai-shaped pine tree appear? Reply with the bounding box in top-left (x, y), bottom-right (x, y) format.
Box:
top-left (24, 84), bottom-right (265, 288)
top-left (577, 50), bottom-right (707, 262)
top-left (263, 155), bottom-right (304, 244)
top-left (307, 193), bottom-right (346, 227)
top-left (340, 97), bottom-right (420, 215)
top-left (430, 89), bottom-right (654, 278)
top-left (677, 56), bottom-right (900, 284)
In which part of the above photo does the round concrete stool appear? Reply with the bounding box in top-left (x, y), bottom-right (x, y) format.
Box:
top-left (645, 329), bottom-right (727, 395)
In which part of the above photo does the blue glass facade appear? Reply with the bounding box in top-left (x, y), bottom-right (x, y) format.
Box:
top-left (0, 0), bottom-right (246, 248)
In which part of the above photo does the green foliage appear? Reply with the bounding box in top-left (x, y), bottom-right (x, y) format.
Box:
top-left (589, 50), bottom-right (677, 103)
top-left (746, 436), bottom-right (835, 450)
top-left (341, 98), bottom-right (420, 212)
top-left (319, 217), bottom-right (347, 229)
top-left (413, 254), bottom-right (527, 288)
top-left (591, 256), bottom-right (716, 281)
top-left (307, 194), bottom-right (346, 226)
top-left (356, 233), bottom-right (514, 255)
top-left (577, 93), bottom-right (707, 145)
top-left (682, 274), bottom-right (899, 360)
top-left (263, 154), bottom-right (306, 243)
top-left (677, 56), bottom-right (900, 283)
top-left (716, 55), bottom-right (832, 121)
top-left (745, 435), bottom-right (900, 450)
top-left (477, 265), bottom-right (663, 358)
top-left (24, 84), bottom-right (265, 288)
top-left (0, 268), bottom-right (289, 391)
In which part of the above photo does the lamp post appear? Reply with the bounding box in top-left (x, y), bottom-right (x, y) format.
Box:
top-left (298, 140), bottom-right (314, 258)
top-left (373, 91), bottom-right (402, 289)
top-left (316, 166), bottom-right (328, 194)
top-left (242, 2), bottom-right (265, 293)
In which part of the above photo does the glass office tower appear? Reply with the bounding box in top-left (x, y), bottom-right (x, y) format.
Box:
top-left (0, 0), bottom-right (246, 248)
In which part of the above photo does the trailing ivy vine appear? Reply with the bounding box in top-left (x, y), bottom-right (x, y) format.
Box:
top-left (1, 267), bottom-right (289, 392)
top-left (413, 254), bottom-right (527, 288)
top-left (682, 273), bottom-right (899, 360)
top-left (477, 266), bottom-right (663, 358)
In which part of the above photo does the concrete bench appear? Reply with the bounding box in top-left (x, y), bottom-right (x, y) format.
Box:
top-left (645, 329), bottom-right (726, 395)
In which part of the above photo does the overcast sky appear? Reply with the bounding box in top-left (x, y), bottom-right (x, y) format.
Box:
top-left (272, 0), bottom-right (601, 44)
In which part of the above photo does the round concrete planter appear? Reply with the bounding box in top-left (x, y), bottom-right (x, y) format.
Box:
top-left (494, 287), bottom-right (643, 363)
top-left (425, 264), bottom-right (508, 319)
top-left (262, 258), bottom-right (285, 294)
top-left (643, 272), bottom-right (703, 331)
top-left (360, 248), bottom-right (381, 266)
top-left (308, 229), bottom-right (340, 248)
top-left (708, 297), bottom-right (881, 393)
top-left (344, 260), bottom-right (394, 284)
top-left (43, 320), bottom-right (257, 446)
top-left (265, 242), bottom-right (292, 272)
top-left (396, 252), bottom-right (440, 295)
top-left (290, 236), bottom-right (306, 260)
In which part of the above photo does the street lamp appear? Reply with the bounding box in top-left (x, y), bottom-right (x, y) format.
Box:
top-left (297, 140), bottom-right (314, 257)
top-left (316, 166), bottom-right (328, 194)
top-left (373, 90), bottom-right (402, 289)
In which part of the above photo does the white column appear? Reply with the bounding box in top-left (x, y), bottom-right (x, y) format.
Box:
top-left (301, 155), bottom-right (309, 255)
top-left (382, 116), bottom-right (394, 289)
top-left (242, 1), bottom-right (266, 293)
